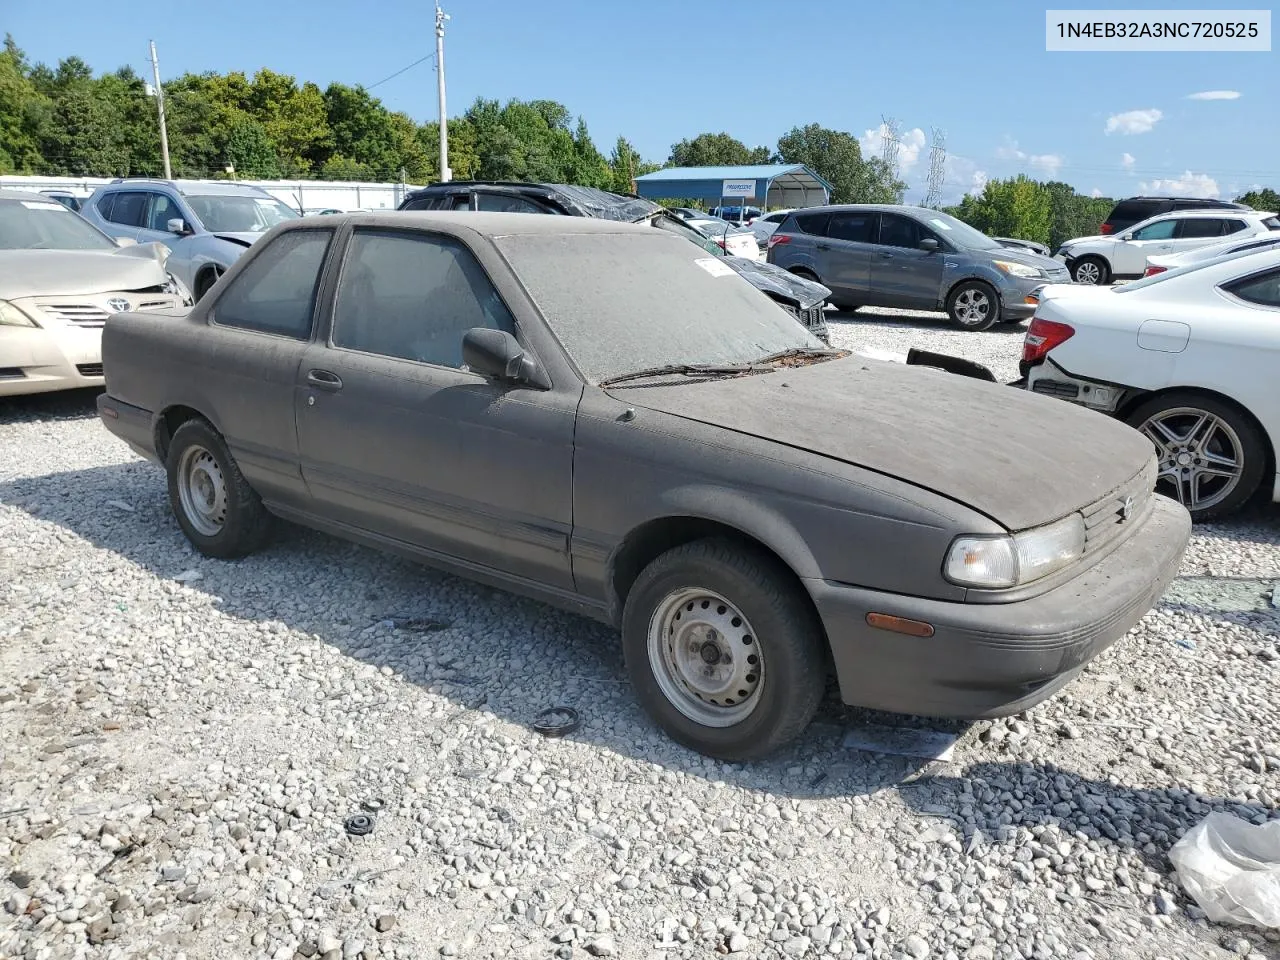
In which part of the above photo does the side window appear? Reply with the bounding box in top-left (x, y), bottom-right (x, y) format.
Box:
top-left (400, 197), bottom-right (435, 211)
top-left (95, 193), bottom-right (115, 220)
top-left (475, 193), bottom-right (546, 214)
top-left (792, 212), bottom-right (830, 236)
top-left (1224, 268), bottom-right (1280, 308)
top-left (1223, 219), bottom-right (1249, 234)
top-left (1131, 219), bottom-right (1178, 241)
top-left (449, 195), bottom-right (473, 211)
top-left (105, 192), bottom-right (147, 227)
top-left (146, 193), bottom-right (178, 231)
top-left (764, 213), bottom-right (786, 224)
top-left (1178, 218), bottom-right (1226, 239)
top-left (826, 212), bottom-right (875, 243)
top-left (331, 229), bottom-right (516, 369)
top-left (212, 229), bottom-right (332, 339)
top-left (877, 213), bottom-right (920, 248)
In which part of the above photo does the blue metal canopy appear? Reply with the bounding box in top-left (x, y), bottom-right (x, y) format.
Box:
top-left (633, 164), bottom-right (833, 208)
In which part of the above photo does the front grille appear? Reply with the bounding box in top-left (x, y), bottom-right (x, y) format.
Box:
top-left (1031, 379), bottom-right (1080, 399)
top-left (137, 299), bottom-right (172, 310)
top-left (40, 303), bottom-right (110, 327)
top-left (783, 303), bottom-right (826, 330)
top-left (76, 363), bottom-right (104, 377)
top-left (0, 367), bottom-right (25, 380)
top-left (1081, 459), bottom-right (1157, 557)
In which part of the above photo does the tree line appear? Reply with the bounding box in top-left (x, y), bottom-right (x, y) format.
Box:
top-left (2, 34), bottom-right (1274, 250)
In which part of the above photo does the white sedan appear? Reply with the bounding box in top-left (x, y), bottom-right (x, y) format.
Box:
top-left (1022, 246), bottom-right (1280, 520)
top-left (686, 217), bottom-right (762, 260)
top-left (1143, 232), bottom-right (1280, 277)
top-left (1054, 209), bottom-right (1278, 285)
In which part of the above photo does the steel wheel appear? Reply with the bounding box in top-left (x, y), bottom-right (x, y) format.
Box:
top-left (176, 444), bottom-right (229, 536)
top-left (647, 587), bottom-right (764, 727)
top-left (1138, 407), bottom-right (1245, 513)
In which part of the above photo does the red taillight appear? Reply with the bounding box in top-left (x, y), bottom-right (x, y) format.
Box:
top-left (767, 233), bottom-right (790, 249)
top-left (1100, 223), bottom-right (1114, 234)
top-left (1143, 265), bottom-right (1168, 278)
top-left (1022, 317), bottom-right (1075, 365)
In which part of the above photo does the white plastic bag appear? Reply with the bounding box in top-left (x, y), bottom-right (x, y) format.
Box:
top-left (1169, 812), bottom-right (1280, 928)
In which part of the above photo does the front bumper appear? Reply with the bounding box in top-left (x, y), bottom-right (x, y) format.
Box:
top-left (997, 274), bottom-right (1067, 320)
top-left (809, 496), bottom-right (1189, 719)
top-left (0, 325), bottom-right (104, 397)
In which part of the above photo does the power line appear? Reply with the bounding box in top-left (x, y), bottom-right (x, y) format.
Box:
top-left (366, 53), bottom-right (436, 91)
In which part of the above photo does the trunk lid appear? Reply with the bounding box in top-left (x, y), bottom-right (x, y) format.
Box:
top-left (617, 355), bottom-right (1155, 530)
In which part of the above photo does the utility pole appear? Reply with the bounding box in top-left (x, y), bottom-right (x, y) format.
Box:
top-left (435, 2), bottom-right (451, 182)
top-left (148, 41), bottom-right (172, 180)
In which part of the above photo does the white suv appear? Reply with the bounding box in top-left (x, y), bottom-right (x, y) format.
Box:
top-left (1055, 209), bottom-right (1279, 284)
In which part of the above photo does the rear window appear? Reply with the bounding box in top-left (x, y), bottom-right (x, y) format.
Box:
top-left (1265, 217), bottom-right (1280, 230)
top-left (791, 212), bottom-right (831, 236)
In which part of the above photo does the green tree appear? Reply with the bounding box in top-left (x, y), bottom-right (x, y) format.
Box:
top-left (223, 117), bottom-right (281, 178)
top-left (320, 154), bottom-right (375, 180)
top-left (668, 132), bottom-right (768, 167)
top-left (947, 176), bottom-right (1052, 245)
top-left (44, 87), bottom-right (130, 176)
top-left (1237, 187), bottom-right (1280, 210)
top-left (323, 83), bottom-right (400, 176)
top-left (249, 70), bottom-right (330, 175)
top-left (0, 35), bottom-right (49, 172)
top-left (608, 135), bottom-right (644, 194)
top-left (775, 123), bottom-right (904, 204)
top-left (568, 118), bottom-right (611, 189)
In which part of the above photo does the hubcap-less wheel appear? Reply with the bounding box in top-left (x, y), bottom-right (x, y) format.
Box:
top-left (953, 287), bottom-right (991, 325)
top-left (1139, 407), bottom-right (1245, 513)
top-left (177, 444), bottom-right (229, 536)
top-left (1074, 260), bottom-right (1102, 284)
top-left (647, 588), bottom-right (763, 727)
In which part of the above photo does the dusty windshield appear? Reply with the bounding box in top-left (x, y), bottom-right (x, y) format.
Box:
top-left (0, 198), bottom-right (114, 250)
top-left (187, 194), bottom-right (300, 233)
top-left (495, 231), bottom-right (824, 383)
top-left (923, 211), bottom-right (1003, 250)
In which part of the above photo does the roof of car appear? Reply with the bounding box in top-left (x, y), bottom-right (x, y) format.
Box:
top-left (1148, 208), bottom-right (1272, 218)
top-left (780, 203), bottom-right (947, 217)
top-left (0, 190), bottom-right (66, 204)
top-left (297, 210), bottom-right (660, 237)
top-left (100, 178), bottom-right (276, 197)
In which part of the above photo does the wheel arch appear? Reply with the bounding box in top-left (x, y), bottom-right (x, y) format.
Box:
top-left (154, 404), bottom-right (220, 463)
top-left (1118, 385), bottom-right (1277, 499)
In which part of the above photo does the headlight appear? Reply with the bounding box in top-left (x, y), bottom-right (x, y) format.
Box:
top-left (162, 274), bottom-right (180, 295)
top-left (944, 515), bottom-right (1085, 588)
top-left (993, 259), bottom-right (1044, 279)
top-left (0, 300), bottom-right (38, 327)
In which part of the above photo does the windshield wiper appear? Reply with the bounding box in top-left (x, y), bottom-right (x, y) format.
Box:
top-left (754, 347), bottom-right (842, 364)
top-left (599, 363), bottom-right (764, 387)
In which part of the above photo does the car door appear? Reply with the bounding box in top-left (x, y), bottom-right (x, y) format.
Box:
top-left (1161, 216), bottom-right (1230, 257)
top-left (870, 212), bottom-right (944, 308)
top-left (1116, 218), bottom-right (1179, 275)
top-left (294, 226), bottom-right (576, 590)
top-left (136, 190), bottom-right (185, 244)
top-left (97, 190), bottom-right (149, 241)
top-left (199, 226), bottom-right (337, 506)
top-left (814, 210), bottom-right (877, 303)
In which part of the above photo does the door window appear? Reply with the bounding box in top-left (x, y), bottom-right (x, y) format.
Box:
top-left (331, 229), bottom-right (516, 369)
top-left (877, 213), bottom-right (922, 248)
top-left (1177, 218), bottom-right (1225, 239)
top-left (826, 212), bottom-right (875, 243)
top-left (145, 193), bottom-right (179, 231)
top-left (1223, 219), bottom-right (1250, 234)
top-left (792, 212), bottom-right (831, 236)
top-left (1224, 267), bottom-right (1280, 308)
top-left (475, 193), bottom-right (546, 213)
top-left (400, 196), bottom-right (436, 211)
top-left (211, 229), bottom-right (333, 339)
top-left (105, 192), bottom-right (147, 227)
top-left (1131, 219), bottom-right (1178, 241)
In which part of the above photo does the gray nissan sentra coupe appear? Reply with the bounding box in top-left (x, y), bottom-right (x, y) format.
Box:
top-left (96, 212), bottom-right (1191, 761)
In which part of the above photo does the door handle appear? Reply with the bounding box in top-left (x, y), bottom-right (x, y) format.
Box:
top-left (878, 252), bottom-right (894, 259)
top-left (816, 243), bottom-right (830, 251)
top-left (307, 369), bottom-right (343, 392)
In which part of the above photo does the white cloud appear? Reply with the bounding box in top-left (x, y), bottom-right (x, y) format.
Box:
top-left (1090, 187), bottom-right (1103, 198)
top-left (1138, 171), bottom-right (1220, 199)
top-left (1121, 152), bottom-right (1136, 171)
top-left (1105, 109), bottom-right (1163, 135)
top-left (995, 137), bottom-right (1026, 161)
top-left (1186, 90), bottom-right (1241, 100)
top-left (966, 169), bottom-right (988, 197)
top-left (859, 124), bottom-right (928, 172)
top-left (1029, 154), bottom-right (1063, 177)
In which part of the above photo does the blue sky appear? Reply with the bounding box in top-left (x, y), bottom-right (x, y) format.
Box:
top-left (7, 0), bottom-right (1277, 202)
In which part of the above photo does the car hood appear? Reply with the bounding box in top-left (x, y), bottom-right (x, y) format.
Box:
top-left (725, 257), bottom-right (831, 309)
top-left (986, 246), bottom-right (1064, 272)
top-left (615, 355), bottom-right (1154, 530)
top-left (0, 246), bottom-right (170, 300)
top-left (1061, 235), bottom-right (1108, 248)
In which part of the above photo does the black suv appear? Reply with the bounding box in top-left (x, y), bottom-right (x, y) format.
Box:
top-left (1100, 196), bottom-right (1252, 235)
top-left (398, 182), bottom-right (832, 341)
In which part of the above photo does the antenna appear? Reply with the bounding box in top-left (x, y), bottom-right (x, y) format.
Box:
top-left (923, 127), bottom-right (947, 209)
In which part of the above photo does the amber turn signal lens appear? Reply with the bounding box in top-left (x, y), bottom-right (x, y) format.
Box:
top-left (865, 613), bottom-right (935, 638)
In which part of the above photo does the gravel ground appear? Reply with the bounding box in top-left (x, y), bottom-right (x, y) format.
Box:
top-left (2, 341), bottom-right (1279, 960)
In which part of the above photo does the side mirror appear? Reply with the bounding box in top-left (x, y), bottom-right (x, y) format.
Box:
top-left (113, 236), bottom-right (137, 248)
top-left (462, 328), bottom-right (541, 384)
top-left (167, 218), bottom-right (191, 235)
top-left (919, 238), bottom-right (940, 253)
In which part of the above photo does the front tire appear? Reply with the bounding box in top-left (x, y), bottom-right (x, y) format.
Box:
top-left (946, 281), bottom-right (999, 330)
top-left (194, 267), bottom-right (223, 302)
top-left (1125, 393), bottom-right (1266, 521)
top-left (621, 538), bottom-right (826, 761)
top-left (166, 419), bottom-right (273, 558)
top-left (1071, 256), bottom-right (1109, 285)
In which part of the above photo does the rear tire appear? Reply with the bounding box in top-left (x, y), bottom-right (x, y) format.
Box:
top-left (166, 419), bottom-right (273, 558)
top-left (946, 280), bottom-right (999, 331)
top-left (621, 538), bottom-right (826, 761)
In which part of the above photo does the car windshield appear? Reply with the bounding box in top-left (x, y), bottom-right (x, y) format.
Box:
top-left (185, 194), bottom-right (300, 233)
top-left (920, 211), bottom-right (1003, 250)
top-left (495, 231), bottom-right (825, 383)
top-left (0, 197), bottom-right (114, 250)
